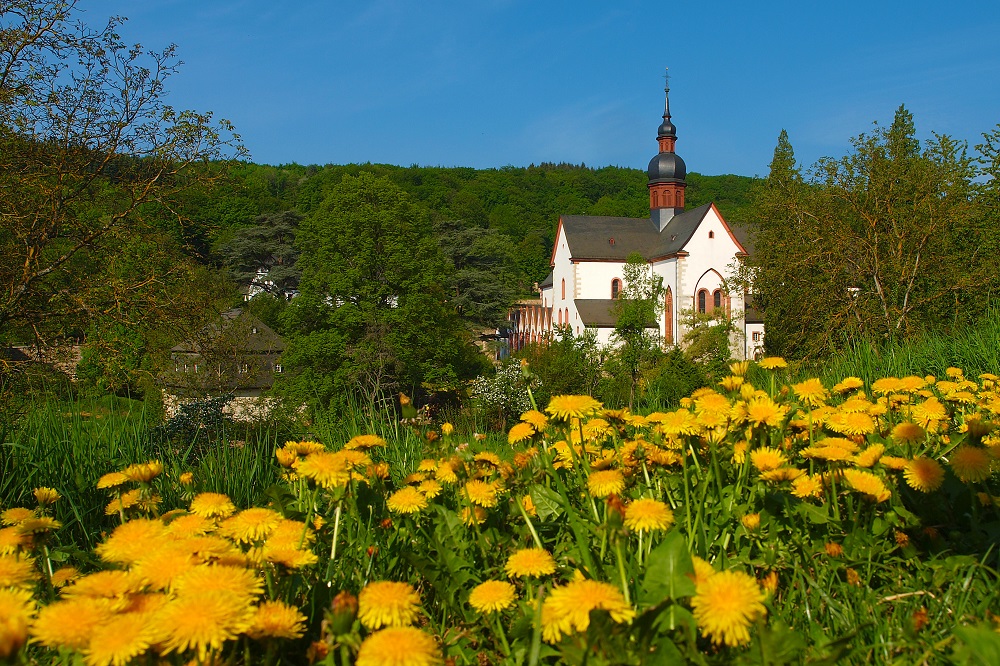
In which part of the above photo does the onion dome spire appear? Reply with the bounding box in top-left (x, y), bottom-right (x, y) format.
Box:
top-left (647, 68), bottom-right (687, 230)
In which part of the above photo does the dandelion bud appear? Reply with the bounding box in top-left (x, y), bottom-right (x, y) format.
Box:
top-left (275, 447), bottom-right (298, 468)
top-left (307, 641), bottom-right (330, 665)
top-left (441, 422), bottom-right (454, 436)
top-left (33, 487), bottom-right (60, 506)
top-left (327, 591), bottom-right (358, 636)
top-left (179, 472), bottom-right (194, 486)
top-left (605, 495), bottom-right (626, 530)
top-left (741, 513), bottom-right (761, 531)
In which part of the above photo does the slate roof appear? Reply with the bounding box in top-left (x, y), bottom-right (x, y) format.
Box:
top-left (574, 299), bottom-right (659, 329)
top-left (560, 203), bottom-right (717, 261)
top-left (538, 271), bottom-right (553, 290)
top-left (170, 309), bottom-right (285, 354)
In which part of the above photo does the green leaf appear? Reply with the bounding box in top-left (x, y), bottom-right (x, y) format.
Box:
top-left (795, 502), bottom-right (829, 525)
top-left (641, 530), bottom-right (695, 605)
top-left (953, 626), bottom-right (1000, 665)
top-left (529, 484), bottom-right (564, 522)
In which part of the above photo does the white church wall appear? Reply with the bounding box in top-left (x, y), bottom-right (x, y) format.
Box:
top-left (576, 261), bottom-right (625, 300)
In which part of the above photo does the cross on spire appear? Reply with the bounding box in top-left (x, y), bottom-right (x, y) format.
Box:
top-left (663, 68), bottom-right (671, 119)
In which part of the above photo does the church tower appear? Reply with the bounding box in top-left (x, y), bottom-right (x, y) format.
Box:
top-left (648, 72), bottom-right (687, 232)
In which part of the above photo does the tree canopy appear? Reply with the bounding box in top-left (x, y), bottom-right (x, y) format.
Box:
top-left (747, 108), bottom-right (1000, 359)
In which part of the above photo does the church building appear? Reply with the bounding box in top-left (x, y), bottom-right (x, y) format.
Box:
top-left (509, 80), bottom-right (764, 359)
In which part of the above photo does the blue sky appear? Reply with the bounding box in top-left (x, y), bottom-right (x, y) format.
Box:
top-left (98, 1), bottom-right (1000, 177)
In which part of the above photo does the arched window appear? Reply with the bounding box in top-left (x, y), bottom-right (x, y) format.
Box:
top-left (698, 289), bottom-right (708, 313)
top-left (713, 289), bottom-right (722, 311)
top-left (558, 309), bottom-right (563, 326)
top-left (708, 230), bottom-right (715, 239)
top-left (611, 278), bottom-right (622, 299)
top-left (561, 278), bottom-right (566, 300)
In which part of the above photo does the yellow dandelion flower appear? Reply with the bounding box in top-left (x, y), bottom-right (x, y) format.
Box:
top-left (949, 445), bottom-right (993, 483)
top-left (689, 556), bottom-right (716, 587)
top-left (15, 516), bottom-right (59, 535)
top-left (719, 375), bottom-right (744, 392)
top-left (440, 422), bottom-right (455, 436)
top-left (791, 474), bottom-right (824, 499)
top-left (729, 360), bottom-right (750, 377)
top-left (358, 581), bottom-right (421, 630)
top-left (745, 396), bottom-right (788, 428)
top-left (62, 570), bottom-right (138, 600)
top-left (32, 487), bottom-right (59, 506)
top-left (740, 513), bottom-right (761, 531)
top-left (521, 409), bottom-right (549, 430)
top-left (246, 600), bottom-right (307, 640)
top-left (416, 480), bottom-right (442, 499)
top-left (219, 508), bottom-right (282, 543)
top-left (903, 457), bottom-right (945, 492)
top-left (759, 571), bottom-right (779, 595)
top-left (587, 469), bottom-right (625, 498)
top-left (130, 546), bottom-right (196, 591)
top-left (156, 591), bottom-right (254, 658)
top-left (0, 587), bottom-right (33, 659)
top-left (49, 566), bottom-right (80, 588)
top-left (189, 493), bottom-right (236, 519)
top-left (356, 626), bottom-right (441, 666)
top-left (31, 597), bottom-right (114, 649)
top-left (287, 440), bottom-right (326, 456)
top-left (122, 461), bottom-right (163, 483)
top-left (0, 555), bottom-right (35, 588)
top-left (731, 441), bottom-right (748, 465)
top-left (521, 494), bottom-right (537, 516)
top-left (854, 444), bottom-right (886, 468)
top-left (760, 467), bottom-right (804, 482)
top-left (275, 447), bottom-right (298, 468)
top-left (179, 471), bottom-right (194, 486)
top-left (824, 542), bottom-right (844, 557)
top-left (758, 357), bottom-right (787, 370)
top-left (540, 579), bottom-right (635, 642)
top-left (842, 469), bottom-right (891, 502)
top-left (461, 505), bottom-right (488, 526)
top-left (880, 455), bottom-right (908, 470)
top-left (463, 480), bottom-right (499, 507)
top-left (624, 498), bottom-right (674, 532)
top-left (474, 451), bottom-right (502, 468)
top-left (172, 565), bottom-right (263, 602)
top-left (832, 377), bottom-right (865, 394)
top-left (387, 487), bottom-right (429, 514)
top-left (468, 580), bottom-right (516, 614)
top-left (545, 395), bottom-right (603, 421)
top-left (165, 514), bottom-right (215, 539)
top-left (892, 422), bottom-right (926, 445)
top-left (96, 472), bottom-right (128, 490)
top-left (434, 461), bottom-right (459, 484)
top-left (95, 518), bottom-right (168, 565)
top-left (83, 610), bottom-right (154, 666)
top-left (829, 411), bottom-right (876, 436)
top-left (0, 527), bottom-right (25, 556)
top-left (505, 548), bottom-right (556, 578)
top-left (750, 447), bottom-right (786, 472)
top-left (297, 452), bottom-right (352, 489)
top-left (0, 508), bottom-right (33, 526)
top-left (103, 490), bottom-right (138, 516)
top-left (910, 397), bottom-right (947, 428)
top-left (259, 545), bottom-right (318, 569)
top-left (793, 378), bottom-right (828, 407)
top-left (691, 569), bottom-right (767, 647)
top-left (346, 434), bottom-right (386, 450)
top-left (653, 409), bottom-right (700, 436)
top-left (871, 377), bottom-right (902, 394)
top-left (508, 422), bottom-right (535, 444)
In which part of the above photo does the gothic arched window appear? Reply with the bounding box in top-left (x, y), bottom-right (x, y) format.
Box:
top-left (713, 289), bottom-right (722, 311)
top-left (611, 278), bottom-right (622, 299)
top-left (561, 278), bottom-right (566, 300)
top-left (698, 289), bottom-right (708, 313)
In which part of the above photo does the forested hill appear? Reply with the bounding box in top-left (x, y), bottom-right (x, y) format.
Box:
top-left (185, 162), bottom-right (755, 291)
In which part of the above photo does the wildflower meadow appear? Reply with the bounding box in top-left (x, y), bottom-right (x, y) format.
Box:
top-left (2, 361), bottom-right (999, 665)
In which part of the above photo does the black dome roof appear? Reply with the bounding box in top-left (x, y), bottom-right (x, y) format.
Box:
top-left (657, 117), bottom-right (676, 138)
top-left (647, 151), bottom-right (686, 183)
